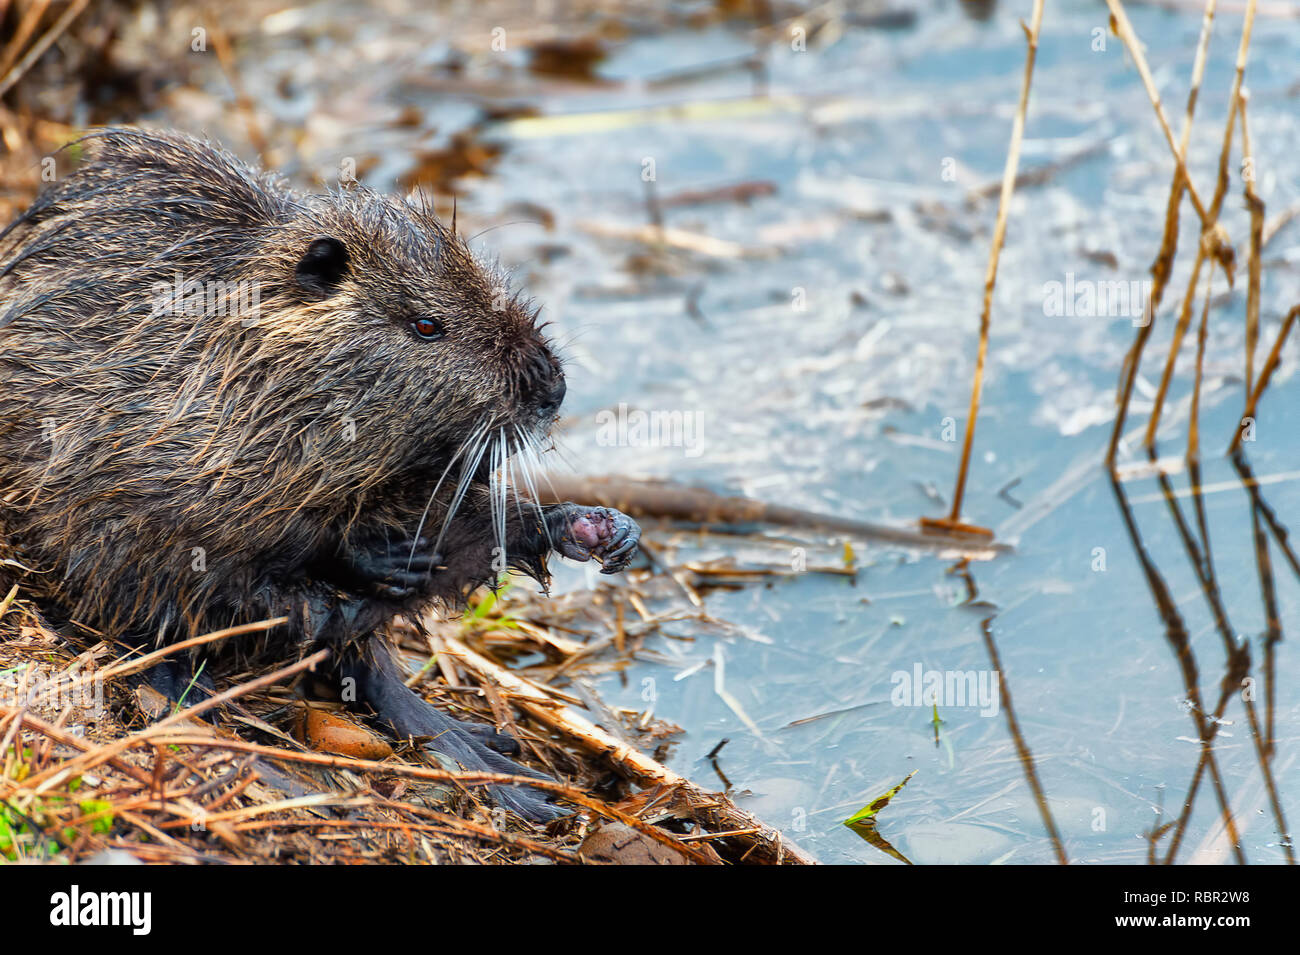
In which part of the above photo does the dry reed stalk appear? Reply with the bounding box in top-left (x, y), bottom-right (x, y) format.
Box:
top-left (1104, 0), bottom-right (1212, 220)
top-left (1102, 0), bottom-right (1216, 465)
top-left (924, 0), bottom-right (1047, 535)
top-left (1229, 305), bottom-right (1300, 455)
top-left (1142, 1), bottom-right (1254, 456)
top-left (0, 0), bottom-right (51, 82)
top-left (22, 616), bottom-right (289, 709)
top-left (1239, 91), bottom-right (1264, 392)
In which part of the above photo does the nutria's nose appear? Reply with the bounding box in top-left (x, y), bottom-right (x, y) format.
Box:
top-left (537, 373), bottom-right (566, 418)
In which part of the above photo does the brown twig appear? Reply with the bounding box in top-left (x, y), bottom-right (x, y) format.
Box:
top-left (0, 0), bottom-right (51, 89)
top-left (1104, 0), bottom-right (1258, 466)
top-left (1186, 251), bottom-right (1216, 460)
top-left (1142, 0), bottom-right (1254, 452)
top-left (1103, 0), bottom-right (1211, 223)
top-left (541, 474), bottom-right (1009, 554)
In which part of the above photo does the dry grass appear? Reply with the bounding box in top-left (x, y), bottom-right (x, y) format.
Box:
top-left (1, 573), bottom-right (814, 864)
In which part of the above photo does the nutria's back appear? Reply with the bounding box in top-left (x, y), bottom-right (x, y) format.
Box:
top-left (0, 128), bottom-right (566, 646)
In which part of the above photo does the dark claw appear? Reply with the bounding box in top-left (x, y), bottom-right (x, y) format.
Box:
top-left (492, 784), bottom-right (569, 823)
top-left (595, 511), bottom-right (641, 573)
top-left (600, 539), bottom-right (639, 574)
top-left (459, 721), bottom-right (522, 756)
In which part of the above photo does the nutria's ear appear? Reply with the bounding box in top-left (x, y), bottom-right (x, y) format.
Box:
top-left (295, 236), bottom-right (349, 296)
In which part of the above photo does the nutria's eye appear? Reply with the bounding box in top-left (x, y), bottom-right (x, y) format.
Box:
top-left (410, 317), bottom-right (445, 341)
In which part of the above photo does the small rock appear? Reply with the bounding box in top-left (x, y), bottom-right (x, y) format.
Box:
top-left (578, 823), bottom-right (692, 865)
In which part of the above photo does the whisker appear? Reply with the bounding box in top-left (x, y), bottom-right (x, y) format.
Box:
top-left (407, 419), bottom-right (487, 570)
top-left (545, 431), bottom-right (581, 474)
top-left (514, 425), bottom-right (555, 549)
top-left (522, 427), bottom-right (567, 504)
top-left (507, 448), bottom-right (528, 535)
top-left (431, 423), bottom-right (492, 562)
top-left (513, 427), bottom-right (537, 483)
top-left (488, 427), bottom-right (508, 577)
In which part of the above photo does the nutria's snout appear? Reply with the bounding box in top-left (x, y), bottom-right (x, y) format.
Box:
top-left (536, 372), bottom-right (566, 419)
top-left (516, 344), bottom-right (566, 427)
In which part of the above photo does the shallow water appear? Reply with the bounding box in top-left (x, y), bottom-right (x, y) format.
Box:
top-left (191, 0), bottom-right (1300, 863)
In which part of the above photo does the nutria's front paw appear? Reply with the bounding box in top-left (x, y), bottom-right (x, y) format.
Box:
top-left (337, 536), bottom-right (444, 598)
top-left (550, 505), bottom-right (641, 575)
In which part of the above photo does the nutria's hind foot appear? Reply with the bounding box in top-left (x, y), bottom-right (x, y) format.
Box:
top-left (342, 639), bottom-right (568, 824)
top-left (549, 504), bottom-right (641, 574)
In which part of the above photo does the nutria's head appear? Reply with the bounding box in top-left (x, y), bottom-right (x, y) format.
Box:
top-left (4, 129), bottom-right (566, 490)
top-left (258, 192), bottom-right (566, 484)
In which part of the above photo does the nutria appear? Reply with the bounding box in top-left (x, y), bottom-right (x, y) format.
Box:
top-left (0, 127), bottom-right (640, 821)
